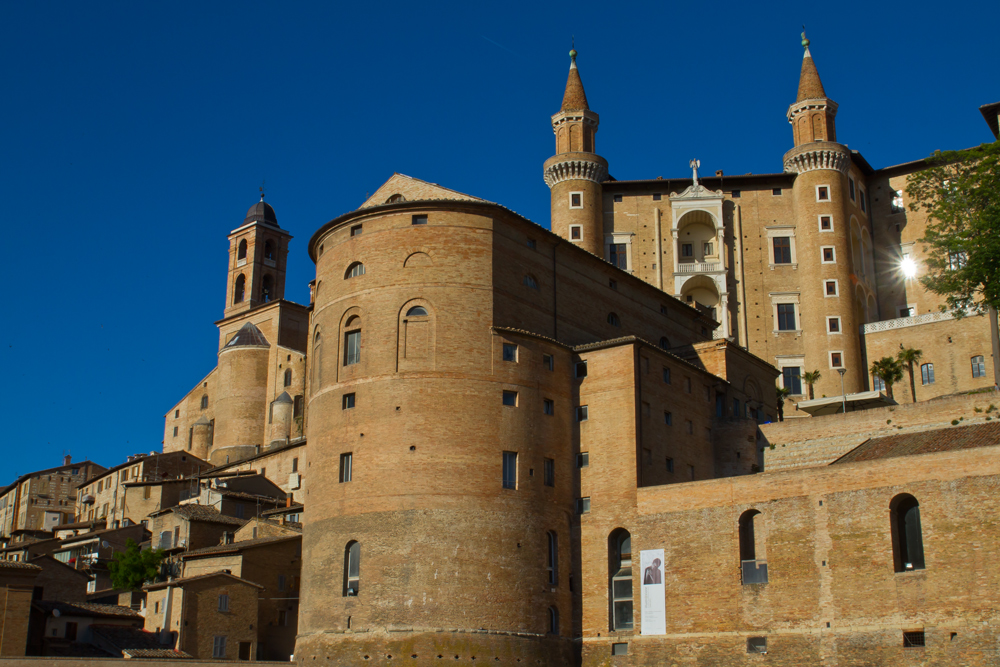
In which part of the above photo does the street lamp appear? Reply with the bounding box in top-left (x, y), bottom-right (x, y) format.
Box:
top-left (838, 368), bottom-right (848, 414)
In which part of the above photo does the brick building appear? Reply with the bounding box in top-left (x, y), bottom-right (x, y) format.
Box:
top-left (0, 458), bottom-right (105, 538)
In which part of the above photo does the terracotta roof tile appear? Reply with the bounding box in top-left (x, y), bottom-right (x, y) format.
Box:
top-left (561, 60), bottom-right (589, 111)
top-left (179, 534), bottom-right (300, 559)
top-left (833, 421), bottom-right (1000, 465)
top-left (796, 49), bottom-right (827, 102)
top-left (33, 601), bottom-right (142, 619)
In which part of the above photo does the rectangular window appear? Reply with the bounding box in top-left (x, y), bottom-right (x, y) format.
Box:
top-left (684, 377), bottom-right (692, 393)
top-left (716, 394), bottom-right (724, 418)
top-left (172, 427), bottom-right (178, 437)
top-left (543, 354), bottom-right (554, 370)
top-left (903, 631), bottom-right (925, 648)
top-left (819, 215), bottom-right (832, 231)
top-left (731, 189), bottom-right (741, 198)
top-left (747, 637), bottom-right (768, 654)
top-left (502, 390), bottom-right (518, 407)
top-left (772, 188), bottom-right (782, 196)
top-left (921, 363), bottom-right (935, 385)
top-left (577, 452), bottom-right (589, 468)
top-left (782, 366), bottom-right (803, 395)
top-left (576, 405), bottom-right (589, 422)
top-left (350, 224), bottom-right (362, 237)
top-left (543, 458), bottom-right (555, 487)
top-left (292, 457), bottom-right (298, 473)
top-left (218, 594), bottom-right (229, 612)
top-left (664, 411), bottom-right (672, 425)
top-left (688, 465), bottom-right (695, 480)
top-left (613, 194), bottom-right (623, 203)
top-left (821, 246), bottom-right (836, 263)
top-left (412, 214), bottom-right (427, 225)
top-left (502, 343), bottom-right (518, 362)
top-left (577, 497), bottom-right (591, 514)
top-left (772, 237), bottom-right (791, 264)
top-left (543, 399), bottom-right (554, 415)
top-left (828, 317), bottom-right (841, 333)
top-left (972, 355), bottom-right (986, 378)
top-left (825, 280), bottom-right (839, 296)
top-left (662, 367), bottom-right (671, 384)
top-left (860, 190), bottom-right (867, 213)
top-left (817, 185), bottom-right (830, 201)
top-left (703, 242), bottom-right (714, 256)
top-left (732, 398), bottom-right (740, 416)
top-left (570, 225), bottom-right (581, 240)
top-left (527, 238), bottom-right (536, 249)
top-left (681, 243), bottom-right (693, 257)
top-left (873, 375), bottom-right (886, 392)
top-left (278, 574), bottom-right (286, 591)
top-left (609, 244), bottom-right (628, 269)
top-left (502, 451), bottom-right (517, 489)
top-left (608, 278), bottom-right (617, 290)
top-left (652, 193), bottom-right (662, 201)
top-left (575, 361), bottom-right (587, 378)
top-left (830, 352), bottom-right (843, 368)
top-left (570, 192), bottom-right (582, 208)
top-left (665, 457), bottom-right (674, 473)
top-left (339, 453), bottom-right (353, 483)
top-left (891, 190), bottom-right (905, 213)
top-left (777, 303), bottom-right (796, 331)
top-left (342, 393), bottom-right (355, 409)
top-left (685, 420), bottom-right (693, 434)
top-left (213, 636), bottom-right (227, 659)
top-left (344, 331), bottom-right (361, 365)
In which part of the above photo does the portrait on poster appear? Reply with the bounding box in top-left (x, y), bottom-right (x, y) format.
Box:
top-left (639, 549), bottom-right (666, 635)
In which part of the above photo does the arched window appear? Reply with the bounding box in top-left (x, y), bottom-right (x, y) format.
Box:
top-left (972, 355), bottom-right (986, 378)
top-left (523, 274), bottom-right (539, 290)
top-left (344, 316), bottom-right (361, 366)
top-left (891, 494), bottom-right (925, 572)
top-left (237, 239), bottom-right (247, 261)
top-left (233, 274), bottom-right (246, 304)
top-left (264, 240), bottom-right (275, 261)
top-left (547, 531), bottom-right (558, 586)
top-left (607, 312), bottom-right (621, 327)
top-left (344, 541), bottom-right (360, 596)
top-left (284, 369), bottom-right (292, 387)
top-left (548, 606), bottom-right (559, 635)
top-left (406, 306), bottom-right (428, 317)
top-left (659, 336), bottom-right (670, 350)
top-left (739, 510), bottom-right (768, 584)
top-left (261, 274), bottom-right (274, 302)
top-left (920, 363), bottom-right (935, 385)
top-left (609, 529), bottom-right (633, 631)
top-left (200, 395), bottom-right (208, 410)
top-left (312, 330), bottom-right (323, 390)
top-left (386, 194), bottom-right (406, 203)
top-left (345, 262), bottom-right (366, 279)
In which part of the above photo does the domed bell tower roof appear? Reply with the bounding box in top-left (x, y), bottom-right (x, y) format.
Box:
top-left (244, 196), bottom-right (279, 228)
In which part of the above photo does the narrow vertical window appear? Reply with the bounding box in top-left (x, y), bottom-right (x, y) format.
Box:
top-left (543, 398), bottom-right (554, 415)
top-left (739, 510), bottom-right (768, 584)
top-left (344, 541), bottom-right (360, 596)
top-left (972, 355), bottom-right (986, 378)
top-left (891, 494), bottom-right (925, 572)
top-left (502, 343), bottom-right (518, 362)
top-left (339, 453), bottom-right (353, 483)
top-left (921, 363), bottom-right (935, 385)
top-left (543, 458), bottom-right (555, 487)
top-left (547, 531), bottom-right (558, 585)
top-left (502, 451), bottom-right (518, 489)
top-left (344, 330), bottom-right (361, 366)
top-left (548, 606), bottom-right (559, 635)
top-left (237, 239), bottom-right (247, 261)
top-left (312, 330), bottom-right (323, 390)
top-left (261, 274), bottom-right (273, 302)
top-left (233, 274), bottom-right (246, 304)
top-left (218, 594), bottom-right (229, 612)
top-left (610, 530), bottom-right (633, 631)
top-left (264, 240), bottom-right (275, 260)
top-left (283, 369), bottom-right (292, 387)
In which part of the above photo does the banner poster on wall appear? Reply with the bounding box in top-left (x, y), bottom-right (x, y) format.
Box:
top-left (639, 549), bottom-right (666, 635)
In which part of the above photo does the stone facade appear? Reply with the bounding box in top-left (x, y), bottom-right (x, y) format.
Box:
top-left (0, 562), bottom-right (41, 656)
top-left (0, 460), bottom-right (104, 538)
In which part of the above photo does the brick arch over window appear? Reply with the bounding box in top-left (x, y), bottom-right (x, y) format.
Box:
top-left (233, 274), bottom-right (246, 304)
top-left (345, 262), bottom-right (366, 279)
top-left (404, 251), bottom-right (433, 268)
top-left (608, 528), bottom-right (633, 632)
top-left (237, 239), bottom-right (248, 261)
top-left (398, 299), bottom-right (435, 372)
top-left (311, 328), bottom-right (323, 392)
top-left (264, 240), bottom-right (275, 261)
top-left (338, 308), bottom-right (364, 382)
top-left (890, 494), bottom-right (925, 572)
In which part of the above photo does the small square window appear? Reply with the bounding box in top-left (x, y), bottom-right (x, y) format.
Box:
top-left (569, 192), bottom-right (582, 209)
top-left (665, 457), bottom-right (674, 472)
top-left (611, 643), bottom-right (627, 656)
top-left (342, 393), bottom-right (356, 409)
top-left (502, 343), bottom-right (518, 362)
top-left (544, 458), bottom-right (555, 487)
top-left (544, 399), bottom-right (554, 415)
top-left (577, 452), bottom-right (589, 468)
top-left (412, 214), bottom-right (427, 225)
top-left (817, 186), bottom-right (830, 201)
top-left (577, 405), bottom-right (589, 422)
top-left (652, 193), bottom-right (662, 201)
top-left (350, 224), bottom-right (362, 237)
top-left (502, 390), bottom-right (518, 407)
top-left (575, 361), bottom-right (588, 378)
top-left (747, 637), bottom-right (767, 654)
top-left (608, 278), bottom-right (617, 290)
top-left (703, 242), bottom-right (714, 256)
top-left (819, 215), bottom-right (832, 231)
top-left (830, 352), bottom-right (843, 368)
top-left (821, 246), bottom-right (836, 263)
top-left (772, 188), bottom-right (782, 196)
top-left (664, 411), bottom-right (672, 425)
top-left (527, 238), bottom-right (537, 249)
top-left (570, 225), bottom-right (582, 240)
top-left (681, 243), bottom-right (693, 257)
top-left (731, 189), bottom-right (741, 198)
top-left (613, 194), bottom-right (623, 203)
top-left (577, 497), bottom-right (591, 514)
top-left (903, 631), bottom-right (925, 648)
top-left (827, 317), bottom-right (841, 333)
top-left (825, 280), bottom-right (838, 296)
top-left (543, 354), bottom-right (554, 371)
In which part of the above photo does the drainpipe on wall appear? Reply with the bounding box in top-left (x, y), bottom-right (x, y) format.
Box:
top-left (654, 208), bottom-right (663, 291)
top-left (734, 205), bottom-right (749, 349)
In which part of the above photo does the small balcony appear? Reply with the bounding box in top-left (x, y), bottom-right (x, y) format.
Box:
top-left (676, 261), bottom-right (723, 274)
top-left (741, 559), bottom-right (768, 585)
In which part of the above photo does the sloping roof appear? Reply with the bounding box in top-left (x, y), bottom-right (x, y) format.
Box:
top-left (163, 504), bottom-right (246, 526)
top-left (0, 560), bottom-right (42, 571)
top-left (561, 52), bottom-right (589, 111)
top-left (980, 101), bottom-right (1000, 139)
top-left (261, 502), bottom-right (303, 517)
top-left (223, 322), bottom-right (270, 349)
top-left (212, 488), bottom-right (284, 504)
top-left (180, 534), bottom-right (300, 559)
top-left (359, 173), bottom-right (486, 210)
top-left (144, 571), bottom-right (264, 591)
top-left (796, 47), bottom-right (827, 102)
top-left (833, 421), bottom-right (1000, 465)
top-left (33, 601), bottom-right (142, 619)
top-left (90, 625), bottom-right (192, 659)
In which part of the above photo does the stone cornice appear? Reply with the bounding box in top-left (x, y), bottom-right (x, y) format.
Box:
top-left (543, 155), bottom-right (609, 187)
top-left (783, 142), bottom-right (850, 174)
top-left (786, 98), bottom-right (839, 123)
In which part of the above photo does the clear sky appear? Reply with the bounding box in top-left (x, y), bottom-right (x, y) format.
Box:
top-left (2, 0), bottom-right (997, 480)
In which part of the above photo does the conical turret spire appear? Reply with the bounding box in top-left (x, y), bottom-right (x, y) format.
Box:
top-left (796, 31), bottom-right (827, 102)
top-left (561, 49), bottom-right (590, 111)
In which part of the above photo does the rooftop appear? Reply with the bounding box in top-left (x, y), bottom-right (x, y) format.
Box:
top-left (144, 571), bottom-right (265, 591)
top-left (180, 534), bottom-right (300, 559)
top-left (33, 600), bottom-right (142, 619)
top-left (834, 421), bottom-right (1000, 465)
top-left (154, 503), bottom-right (247, 526)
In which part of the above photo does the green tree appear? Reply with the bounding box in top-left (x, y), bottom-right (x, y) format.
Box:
top-left (108, 539), bottom-right (164, 591)
top-left (906, 141), bottom-right (1000, 316)
top-left (871, 356), bottom-right (904, 401)
top-left (799, 370), bottom-right (822, 401)
top-left (896, 346), bottom-right (923, 403)
top-left (776, 385), bottom-right (791, 422)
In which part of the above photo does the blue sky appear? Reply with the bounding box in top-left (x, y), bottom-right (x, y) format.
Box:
top-left (2, 1), bottom-right (997, 479)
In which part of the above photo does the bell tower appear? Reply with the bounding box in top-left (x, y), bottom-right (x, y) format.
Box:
top-left (543, 49), bottom-right (608, 256)
top-left (224, 194), bottom-right (293, 319)
top-left (787, 32), bottom-right (838, 147)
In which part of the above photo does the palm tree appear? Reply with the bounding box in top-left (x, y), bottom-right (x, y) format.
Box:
top-left (897, 346), bottom-right (924, 403)
top-left (799, 370), bottom-right (822, 401)
top-left (871, 356), bottom-right (904, 400)
top-left (776, 385), bottom-right (791, 421)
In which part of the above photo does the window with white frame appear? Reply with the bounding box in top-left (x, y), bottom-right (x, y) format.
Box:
top-left (824, 279), bottom-right (839, 297)
top-left (569, 192), bottom-right (583, 209)
top-left (818, 215), bottom-right (833, 232)
top-left (821, 246), bottom-right (836, 264)
top-left (921, 363), bottom-right (935, 385)
top-left (766, 226), bottom-right (797, 266)
top-left (972, 355), bottom-right (986, 378)
top-left (827, 316), bottom-right (842, 333)
top-left (569, 225), bottom-right (582, 241)
top-left (776, 356), bottom-right (805, 394)
top-left (829, 351), bottom-right (844, 369)
top-left (816, 185), bottom-right (831, 201)
top-left (770, 293), bottom-right (800, 332)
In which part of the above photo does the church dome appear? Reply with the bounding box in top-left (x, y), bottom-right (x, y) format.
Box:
top-left (244, 199), bottom-right (279, 227)
top-left (223, 322), bottom-right (270, 349)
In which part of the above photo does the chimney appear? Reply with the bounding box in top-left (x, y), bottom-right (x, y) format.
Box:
top-left (286, 496), bottom-right (292, 508)
top-left (63, 454), bottom-right (72, 466)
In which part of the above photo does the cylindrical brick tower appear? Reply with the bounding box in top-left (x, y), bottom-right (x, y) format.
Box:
top-left (211, 322), bottom-right (270, 465)
top-left (544, 50), bottom-right (607, 256)
top-left (295, 201), bottom-right (577, 665)
top-left (783, 34), bottom-right (865, 397)
top-left (190, 415), bottom-right (212, 461)
top-left (269, 391), bottom-right (293, 445)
